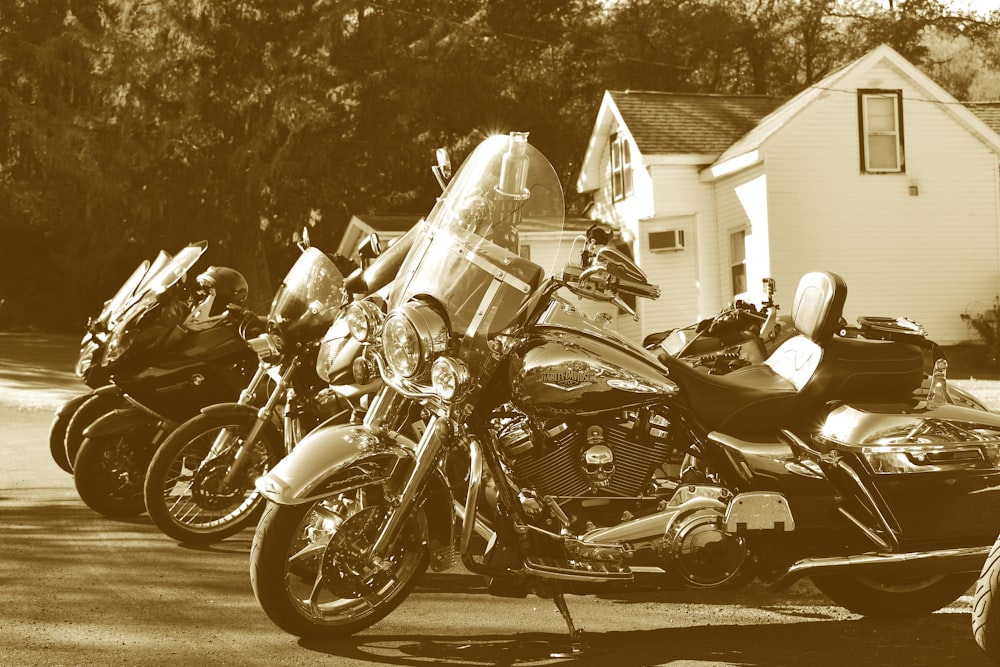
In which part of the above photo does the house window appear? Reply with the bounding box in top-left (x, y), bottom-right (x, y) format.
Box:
top-left (730, 230), bottom-right (747, 297)
top-left (858, 90), bottom-right (904, 173)
top-left (610, 132), bottom-right (633, 201)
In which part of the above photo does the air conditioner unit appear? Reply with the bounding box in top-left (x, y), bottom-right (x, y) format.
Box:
top-left (649, 229), bottom-right (685, 252)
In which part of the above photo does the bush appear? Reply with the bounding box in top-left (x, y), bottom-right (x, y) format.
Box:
top-left (961, 297), bottom-right (1000, 370)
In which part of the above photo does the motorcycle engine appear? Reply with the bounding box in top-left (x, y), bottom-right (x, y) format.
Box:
top-left (494, 405), bottom-right (682, 511)
top-left (491, 404), bottom-right (750, 588)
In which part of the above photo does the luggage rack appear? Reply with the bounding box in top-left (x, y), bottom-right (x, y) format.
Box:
top-left (853, 316), bottom-right (928, 342)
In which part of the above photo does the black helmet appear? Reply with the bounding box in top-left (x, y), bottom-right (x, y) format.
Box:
top-left (195, 266), bottom-right (249, 316)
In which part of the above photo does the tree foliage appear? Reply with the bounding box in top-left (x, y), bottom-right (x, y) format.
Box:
top-left (1, 0), bottom-right (999, 330)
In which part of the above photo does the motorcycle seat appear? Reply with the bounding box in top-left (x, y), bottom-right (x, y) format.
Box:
top-left (657, 271), bottom-right (924, 435)
top-left (656, 271), bottom-right (849, 435)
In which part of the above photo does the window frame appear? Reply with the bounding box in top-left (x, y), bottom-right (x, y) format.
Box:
top-left (610, 132), bottom-right (634, 202)
top-left (858, 89), bottom-right (905, 174)
top-left (730, 229), bottom-right (747, 298)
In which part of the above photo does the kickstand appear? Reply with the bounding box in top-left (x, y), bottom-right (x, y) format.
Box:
top-left (549, 591), bottom-right (605, 659)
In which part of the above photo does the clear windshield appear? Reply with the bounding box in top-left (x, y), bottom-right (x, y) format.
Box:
top-left (108, 242), bottom-right (208, 333)
top-left (269, 247), bottom-right (347, 347)
top-left (97, 259), bottom-right (151, 329)
top-left (390, 133), bottom-right (564, 373)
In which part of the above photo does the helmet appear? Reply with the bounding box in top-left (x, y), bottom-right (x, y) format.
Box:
top-left (191, 266), bottom-right (249, 320)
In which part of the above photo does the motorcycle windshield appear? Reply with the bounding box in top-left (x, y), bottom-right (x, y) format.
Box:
top-left (97, 258), bottom-right (151, 330)
top-left (111, 242), bottom-right (208, 332)
top-left (389, 133), bottom-right (563, 380)
top-left (269, 247), bottom-right (347, 346)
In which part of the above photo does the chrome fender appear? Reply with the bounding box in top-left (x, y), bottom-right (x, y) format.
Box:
top-left (256, 422), bottom-right (418, 505)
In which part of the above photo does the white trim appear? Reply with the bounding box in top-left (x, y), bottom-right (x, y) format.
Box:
top-left (710, 150), bottom-right (760, 179)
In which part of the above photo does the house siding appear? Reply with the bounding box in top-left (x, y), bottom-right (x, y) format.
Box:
top-left (632, 164), bottom-right (719, 338)
top-left (760, 60), bottom-right (1000, 344)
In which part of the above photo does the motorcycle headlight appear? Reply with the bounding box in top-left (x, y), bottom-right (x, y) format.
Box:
top-left (346, 300), bottom-right (384, 343)
top-left (381, 303), bottom-right (448, 379)
top-left (431, 357), bottom-right (469, 400)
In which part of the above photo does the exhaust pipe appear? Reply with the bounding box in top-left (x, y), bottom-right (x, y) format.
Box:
top-left (767, 545), bottom-right (989, 591)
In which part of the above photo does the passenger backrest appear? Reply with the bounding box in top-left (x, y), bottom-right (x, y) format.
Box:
top-left (765, 271), bottom-right (847, 390)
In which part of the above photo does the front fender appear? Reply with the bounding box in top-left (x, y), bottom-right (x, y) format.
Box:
top-left (83, 407), bottom-right (156, 438)
top-left (200, 402), bottom-right (257, 420)
top-left (256, 423), bottom-right (417, 505)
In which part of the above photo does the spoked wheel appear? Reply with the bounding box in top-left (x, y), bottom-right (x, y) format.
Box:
top-left (73, 418), bottom-right (161, 517)
top-left (812, 571), bottom-right (976, 616)
top-left (144, 412), bottom-right (283, 544)
top-left (250, 487), bottom-right (429, 639)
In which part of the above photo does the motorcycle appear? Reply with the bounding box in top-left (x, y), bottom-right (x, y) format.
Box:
top-left (72, 242), bottom-right (259, 517)
top-left (248, 132), bottom-right (1000, 654)
top-left (143, 245), bottom-right (372, 544)
top-left (645, 277), bottom-right (788, 374)
top-left (49, 250), bottom-right (176, 473)
top-left (646, 278), bottom-right (991, 412)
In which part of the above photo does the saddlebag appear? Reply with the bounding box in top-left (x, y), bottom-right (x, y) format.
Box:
top-left (816, 402), bottom-right (1000, 544)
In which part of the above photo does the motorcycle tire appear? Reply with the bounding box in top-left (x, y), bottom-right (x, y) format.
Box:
top-left (973, 533), bottom-right (1000, 663)
top-left (250, 487), bottom-right (430, 638)
top-left (49, 393), bottom-right (92, 474)
top-left (811, 571), bottom-right (975, 617)
top-left (64, 392), bottom-right (128, 472)
top-left (144, 412), bottom-right (284, 544)
top-left (73, 419), bottom-right (162, 517)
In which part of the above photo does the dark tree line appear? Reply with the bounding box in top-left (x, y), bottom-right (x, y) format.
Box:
top-left (1, 0), bottom-right (997, 330)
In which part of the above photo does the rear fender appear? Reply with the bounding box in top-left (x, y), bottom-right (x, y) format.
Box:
top-left (83, 407), bottom-right (158, 439)
top-left (256, 423), bottom-right (416, 505)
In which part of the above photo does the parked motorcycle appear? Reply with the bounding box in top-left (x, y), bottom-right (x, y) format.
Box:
top-left (645, 277), bottom-right (788, 374)
top-left (49, 250), bottom-right (176, 473)
top-left (143, 246), bottom-right (369, 543)
top-left (248, 132), bottom-right (1000, 653)
top-left (72, 243), bottom-right (259, 517)
top-left (647, 278), bottom-right (991, 412)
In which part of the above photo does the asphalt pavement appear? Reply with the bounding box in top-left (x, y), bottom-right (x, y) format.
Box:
top-left (0, 332), bottom-right (994, 667)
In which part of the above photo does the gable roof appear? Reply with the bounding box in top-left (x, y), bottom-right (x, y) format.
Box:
top-left (966, 102), bottom-right (1000, 137)
top-left (579, 44), bottom-right (1000, 192)
top-left (712, 44), bottom-right (1000, 174)
top-left (610, 91), bottom-right (786, 155)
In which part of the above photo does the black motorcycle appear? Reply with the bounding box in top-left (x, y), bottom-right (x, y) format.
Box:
top-left (248, 133), bottom-right (1000, 653)
top-left (143, 246), bottom-right (369, 543)
top-left (49, 250), bottom-right (176, 473)
top-left (72, 243), bottom-right (259, 517)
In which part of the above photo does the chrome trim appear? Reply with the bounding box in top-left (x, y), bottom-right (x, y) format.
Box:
top-left (453, 244), bottom-right (532, 294)
top-left (768, 545), bottom-right (990, 590)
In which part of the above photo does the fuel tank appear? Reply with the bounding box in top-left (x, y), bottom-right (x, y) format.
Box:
top-left (508, 304), bottom-right (678, 418)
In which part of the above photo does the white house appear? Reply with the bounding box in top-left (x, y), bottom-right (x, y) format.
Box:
top-left (577, 44), bottom-right (1000, 346)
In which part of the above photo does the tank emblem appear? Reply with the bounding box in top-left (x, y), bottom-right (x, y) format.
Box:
top-left (538, 370), bottom-right (596, 391)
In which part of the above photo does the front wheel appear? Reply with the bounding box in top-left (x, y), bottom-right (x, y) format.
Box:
top-left (144, 412), bottom-right (283, 544)
top-left (812, 571), bottom-right (975, 616)
top-left (73, 419), bottom-right (162, 517)
top-left (64, 391), bottom-right (128, 471)
top-left (973, 534), bottom-right (1000, 663)
top-left (250, 488), bottom-right (429, 639)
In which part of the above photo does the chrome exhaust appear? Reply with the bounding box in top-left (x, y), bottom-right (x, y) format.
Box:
top-left (767, 545), bottom-right (989, 591)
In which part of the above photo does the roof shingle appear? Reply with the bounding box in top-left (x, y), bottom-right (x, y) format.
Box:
top-left (609, 90), bottom-right (786, 155)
